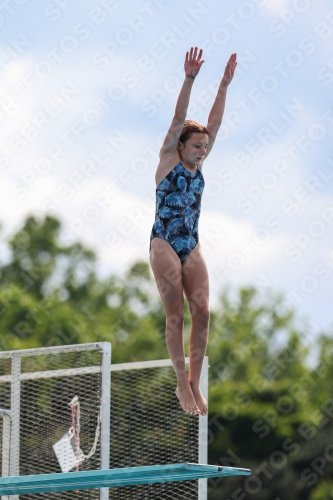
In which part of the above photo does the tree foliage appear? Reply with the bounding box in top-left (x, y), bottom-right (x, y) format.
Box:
top-left (0, 215), bottom-right (332, 500)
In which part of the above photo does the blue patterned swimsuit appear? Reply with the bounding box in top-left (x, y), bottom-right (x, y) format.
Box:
top-left (150, 161), bottom-right (205, 263)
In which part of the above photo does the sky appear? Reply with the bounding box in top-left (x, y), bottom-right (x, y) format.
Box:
top-left (0, 0), bottom-right (333, 334)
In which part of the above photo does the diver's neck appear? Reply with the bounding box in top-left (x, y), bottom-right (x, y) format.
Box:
top-left (180, 154), bottom-right (196, 169)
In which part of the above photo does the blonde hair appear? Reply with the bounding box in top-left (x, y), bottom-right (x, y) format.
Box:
top-left (179, 120), bottom-right (209, 144)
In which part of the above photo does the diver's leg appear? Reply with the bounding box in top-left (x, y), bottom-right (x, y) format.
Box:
top-left (182, 243), bottom-right (210, 416)
top-left (150, 237), bottom-right (199, 414)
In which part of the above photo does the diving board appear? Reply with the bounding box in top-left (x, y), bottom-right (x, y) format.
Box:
top-left (0, 463), bottom-right (251, 495)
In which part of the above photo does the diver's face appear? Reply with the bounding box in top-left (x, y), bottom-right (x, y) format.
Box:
top-left (179, 133), bottom-right (209, 165)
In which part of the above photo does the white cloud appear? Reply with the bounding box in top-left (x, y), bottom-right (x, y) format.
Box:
top-left (1, 1), bottom-right (333, 334)
top-left (260, 0), bottom-right (288, 15)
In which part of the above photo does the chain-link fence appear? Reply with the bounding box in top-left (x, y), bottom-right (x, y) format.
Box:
top-left (0, 344), bottom-right (208, 500)
top-left (0, 344), bottom-right (110, 500)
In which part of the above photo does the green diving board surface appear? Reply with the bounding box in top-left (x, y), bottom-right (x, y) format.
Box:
top-left (0, 463), bottom-right (251, 495)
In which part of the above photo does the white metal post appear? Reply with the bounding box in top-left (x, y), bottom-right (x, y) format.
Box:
top-left (10, 355), bottom-right (21, 500)
top-left (198, 356), bottom-right (209, 500)
top-left (1, 409), bottom-right (11, 476)
top-left (1, 409), bottom-right (12, 500)
top-left (99, 342), bottom-right (111, 500)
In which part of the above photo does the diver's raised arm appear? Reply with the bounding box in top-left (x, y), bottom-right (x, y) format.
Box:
top-left (159, 47), bottom-right (205, 158)
top-left (204, 53), bottom-right (237, 158)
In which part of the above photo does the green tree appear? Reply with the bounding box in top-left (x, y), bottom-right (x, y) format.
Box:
top-left (205, 287), bottom-right (331, 500)
top-left (1, 215), bottom-right (332, 500)
top-left (0, 215), bottom-right (167, 362)
top-left (309, 481), bottom-right (333, 500)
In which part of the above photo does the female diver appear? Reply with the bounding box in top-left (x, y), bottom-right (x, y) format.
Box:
top-left (149, 47), bottom-right (237, 416)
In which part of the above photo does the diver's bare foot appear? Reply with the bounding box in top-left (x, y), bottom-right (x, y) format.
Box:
top-left (189, 381), bottom-right (208, 416)
top-left (175, 381), bottom-right (200, 415)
